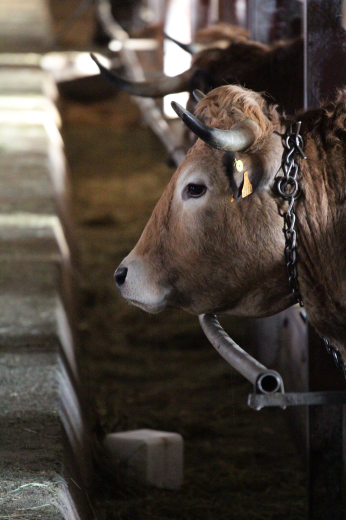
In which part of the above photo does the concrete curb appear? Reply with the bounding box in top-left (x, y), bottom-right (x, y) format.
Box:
top-left (0, 1), bottom-right (93, 517)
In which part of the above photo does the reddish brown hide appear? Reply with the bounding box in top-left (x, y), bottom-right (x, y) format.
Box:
top-left (115, 85), bottom-right (346, 359)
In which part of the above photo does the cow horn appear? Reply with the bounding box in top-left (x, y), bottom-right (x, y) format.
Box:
top-left (193, 89), bottom-right (205, 103)
top-left (171, 102), bottom-right (259, 152)
top-left (90, 53), bottom-right (191, 97)
top-left (163, 32), bottom-right (203, 54)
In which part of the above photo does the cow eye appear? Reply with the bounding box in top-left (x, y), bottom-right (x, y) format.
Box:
top-left (185, 183), bottom-right (207, 199)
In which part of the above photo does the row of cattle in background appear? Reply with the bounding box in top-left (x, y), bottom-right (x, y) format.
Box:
top-left (98, 22), bottom-right (303, 117)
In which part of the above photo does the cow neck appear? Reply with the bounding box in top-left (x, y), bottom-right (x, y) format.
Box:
top-left (278, 121), bottom-right (346, 378)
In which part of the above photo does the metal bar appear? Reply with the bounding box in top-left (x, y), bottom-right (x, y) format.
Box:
top-left (309, 404), bottom-right (346, 519)
top-left (306, 325), bottom-right (346, 519)
top-left (249, 0), bottom-right (303, 43)
top-left (199, 314), bottom-right (283, 394)
top-left (305, 0), bottom-right (346, 109)
top-left (304, 1), bottom-right (346, 511)
top-left (248, 391), bottom-right (346, 410)
top-left (96, 0), bottom-right (186, 167)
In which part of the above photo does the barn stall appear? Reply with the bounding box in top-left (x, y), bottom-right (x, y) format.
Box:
top-left (1, 0), bottom-right (346, 518)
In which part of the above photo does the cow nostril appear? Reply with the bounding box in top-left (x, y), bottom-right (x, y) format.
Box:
top-left (114, 266), bottom-right (128, 287)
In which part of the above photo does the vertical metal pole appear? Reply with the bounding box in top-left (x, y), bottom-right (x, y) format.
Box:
top-left (190, 0), bottom-right (210, 36)
top-left (218, 0), bottom-right (237, 24)
top-left (308, 327), bottom-right (346, 519)
top-left (248, 0), bottom-right (276, 42)
top-left (249, 0), bottom-right (302, 43)
top-left (305, 0), bottom-right (346, 109)
top-left (304, 2), bottom-right (346, 516)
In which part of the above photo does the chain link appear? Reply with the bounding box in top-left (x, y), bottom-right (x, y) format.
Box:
top-left (278, 122), bottom-right (306, 307)
top-left (323, 338), bottom-right (346, 379)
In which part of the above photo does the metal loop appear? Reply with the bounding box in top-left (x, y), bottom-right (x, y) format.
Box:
top-left (277, 178), bottom-right (300, 200)
top-left (286, 213), bottom-right (296, 230)
top-left (285, 146), bottom-right (295, 165)
top-left (284, 160), bottom-right (298, 178)
top-left (323, 338), bottom-right (346, 379)
top-left (332, 349), bottom-right (340, 367)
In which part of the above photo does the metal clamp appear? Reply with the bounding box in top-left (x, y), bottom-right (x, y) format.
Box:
top-left (248, 391), bottom-right (346, 410)
top-left (198, 314), bottom-right (285, 396)
top-left (199, 314), bottom-right (346, 412)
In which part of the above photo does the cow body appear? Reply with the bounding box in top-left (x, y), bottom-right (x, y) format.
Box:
top-left (115, 85), bottom-right (346, 359)
top-left (187, 37), bottom-right (303, 114)
top-left (292, 102), bottom-right (346, 354)
top-left (93, 27), bottom-right (303, 115)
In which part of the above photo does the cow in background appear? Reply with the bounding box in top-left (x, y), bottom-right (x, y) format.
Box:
top-left (92, 25), bottom-right (303, 115)
top-left (164, 22), bottom-right (249, 55)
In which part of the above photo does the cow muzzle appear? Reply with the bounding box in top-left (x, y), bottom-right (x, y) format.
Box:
top-left (114, 255), bottom-right (169, 313)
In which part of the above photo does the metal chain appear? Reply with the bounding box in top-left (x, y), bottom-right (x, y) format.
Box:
top-left (277, 121), bottom-right (306, 307)
top-left (323, 338), bottom-right (346, 379)
top-left (278, 123), bottom-right (346, 379)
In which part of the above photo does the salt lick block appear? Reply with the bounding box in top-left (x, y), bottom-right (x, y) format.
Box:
top-left (104, 429), bottom-right (184, 489)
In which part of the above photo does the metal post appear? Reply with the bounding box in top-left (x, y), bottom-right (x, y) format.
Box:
top-left (309, 406), bottom-right (345, 519)
top-left (304, 0), bottom-right (346, 109)
top-left (304, 2), bottom-right (346, 516)
top-left (96, 2), bottom-right (186, 167)
top-left (307, 326), bottom-right (346, 520)
top-left (199, 314), bottom-right (284, 393)
top-left (199, 315), bottom-right (346, 518)
top-left (190, 0), bottom-right (210, 36)
top-left (218, 0), bottom-right (237, 25)
top-left (249, 0), bottom-right (302, 43)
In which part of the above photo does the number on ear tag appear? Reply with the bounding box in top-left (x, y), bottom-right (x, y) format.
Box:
top-left (242, 171), bottom-right (253, 198)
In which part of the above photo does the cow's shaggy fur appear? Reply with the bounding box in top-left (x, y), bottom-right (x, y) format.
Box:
top-left (187, 37), bottom-right (303, 116)
top-left (195, 22), bottom-right (249, 45)
top-left (292, 91), bottom-right (346, 355)
top-left (195, 85), bottom-right (282, 151)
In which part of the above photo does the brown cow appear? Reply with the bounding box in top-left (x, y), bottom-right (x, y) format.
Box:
top-left (164, 22), bottom-right (249, 55)
top-left (92, 32), bottom-right (303, 115)
top-left (114, 85), bottom-right (346, 360)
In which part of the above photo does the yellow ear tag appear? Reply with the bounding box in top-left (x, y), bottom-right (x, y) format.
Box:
top-left (235, 159), bottom-right (243, 172)
top-left (242, 171), bottom-right (253, 198)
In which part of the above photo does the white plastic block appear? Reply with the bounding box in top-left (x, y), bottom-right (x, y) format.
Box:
top-left (104, 429), bottom-right (184, 489)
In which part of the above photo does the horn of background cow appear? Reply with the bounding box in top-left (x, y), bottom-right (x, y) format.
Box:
top-left (90, 53), bottom-right (191, 97)
top-left (171, 101), bottom-right (258, 152)
top-left (193, 89), bottom-right (205, 103)
top-left (163, 32), bottom-right (203, 54)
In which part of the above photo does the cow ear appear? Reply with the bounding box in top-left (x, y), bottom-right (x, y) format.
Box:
top-left (223, 152), bottom-right (244, 199)
top-left (223, 152), bottom-right (258, 200)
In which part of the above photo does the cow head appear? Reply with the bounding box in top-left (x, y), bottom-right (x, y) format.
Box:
top-left (115, 85), bottom-right (295, 317)
top-left (90, 36), bottom-right (270, 101)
